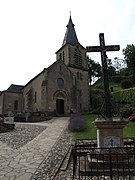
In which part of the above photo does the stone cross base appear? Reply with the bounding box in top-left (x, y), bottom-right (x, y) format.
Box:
top-left (93, 118), bottom-right (129, 148)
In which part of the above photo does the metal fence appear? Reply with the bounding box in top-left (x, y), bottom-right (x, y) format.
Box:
top-left (72, 139), bottom-right (135, 180)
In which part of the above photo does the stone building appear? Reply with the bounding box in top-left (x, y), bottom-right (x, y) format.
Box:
top-left (0, 84), bottom-right (23, 115)
top-left (0, 16), bottom-right (89, 116)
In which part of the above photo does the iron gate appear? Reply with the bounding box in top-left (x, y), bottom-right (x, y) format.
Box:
top-left (72, 139), bottom-right (135, 180)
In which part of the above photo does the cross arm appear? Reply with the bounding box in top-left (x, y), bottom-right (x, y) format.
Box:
top-left (105, 45), bottom-right (120, 51)
top-left (86, 45), bottom-right (120, 52)
top-left (86, 46), bottom-right (101, 52)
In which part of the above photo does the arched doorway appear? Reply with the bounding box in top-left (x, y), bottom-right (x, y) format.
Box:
top-left (56, 99), bottom-right (64, 114)
top-left (53, 90), bottom-right (68, 115)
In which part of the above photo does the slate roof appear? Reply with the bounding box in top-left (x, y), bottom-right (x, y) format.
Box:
top-left (7, 84), bottom-right (24, 93)
top-left (62, 15), bottom-right (79, 46)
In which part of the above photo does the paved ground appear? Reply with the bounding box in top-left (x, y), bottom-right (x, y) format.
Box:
top-left (0, 117), bottom-right (72, 180)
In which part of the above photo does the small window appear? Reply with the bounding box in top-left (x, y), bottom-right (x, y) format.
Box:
top-left (80, 104), bottom-right (82, 110)
top-left (73, 75), bottom-right (76, 86)
top-left (60, 65), bottom-right (62, 71)
top-left (14, 100), bottom-right (18, 110)
top-left (80, 72), bottom-right (82, 80)
top-left (57, 78), bottom-right (64, 88)
top-left (34, 92), bottom-right (37, 103)
top-left (59, 53), bottom-right (62, 60)
top-left (63, 51), bottom-right (65, 62)
top-left (77, 72), bottom-right (79, 79)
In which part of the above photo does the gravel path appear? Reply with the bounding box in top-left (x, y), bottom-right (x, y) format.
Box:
top-left (0, 124), bottom-right (46, 149)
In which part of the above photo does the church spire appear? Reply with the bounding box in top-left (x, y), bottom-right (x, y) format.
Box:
top-left (62, 15), bottom-right (79, 46)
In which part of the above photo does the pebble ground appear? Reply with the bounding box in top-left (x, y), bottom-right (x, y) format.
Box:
top-left (0, 117), bottom-right (72, 180)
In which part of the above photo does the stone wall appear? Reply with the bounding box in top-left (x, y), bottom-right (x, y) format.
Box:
top-left (1, 92), bottom-right (23, 115)
top-left (0, 119), bottom-right (15, 133)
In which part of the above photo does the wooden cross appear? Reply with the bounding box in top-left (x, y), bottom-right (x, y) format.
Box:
top-left (86, 33), bottom-right (120, 120)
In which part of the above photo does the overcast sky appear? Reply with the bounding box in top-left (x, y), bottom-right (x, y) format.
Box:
top-left (0, 0), bottom-right (135, 91)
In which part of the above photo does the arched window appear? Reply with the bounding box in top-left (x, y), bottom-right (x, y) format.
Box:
top-left (74, 46), bottom-right (82, 66)
top-left (57, 78), bottom-right (64, 88)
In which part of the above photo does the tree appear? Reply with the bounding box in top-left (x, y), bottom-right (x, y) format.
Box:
top-left (87, 57), bottom-right (102, 84)
top-left (123, 44), bottom-right (135, 83)
top-left (121, 79), bottom-right (133, 89)
top-left (119, 67), bottom-right (130, 76)
top-left (108, 66), bottom-right (116, 77)
top-left (106, 57), bottom-right (117, 79)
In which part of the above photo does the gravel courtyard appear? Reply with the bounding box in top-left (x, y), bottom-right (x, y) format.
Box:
top-left (0, 117), bottom-right (72, 180)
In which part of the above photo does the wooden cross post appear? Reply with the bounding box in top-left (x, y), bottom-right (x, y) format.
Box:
top-left (87, 33), bottom-right (120, 120)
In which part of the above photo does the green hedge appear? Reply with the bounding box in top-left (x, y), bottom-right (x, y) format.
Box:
top-left (111, 87), bottom-right (135, 105)
top-left (110, 75), bottom-right (133, 84)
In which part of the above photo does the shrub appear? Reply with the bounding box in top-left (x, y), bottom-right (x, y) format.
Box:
top-left (112, 87), bottom-right (135, 105)
top-left (90, 89), bottom-right (104, 110)
top-left (121, 79), bottom-right (133, 89)
top-left (68, 112), bottom-right (87, 132)
top-left (110, 75), bottom-right (121, 83)
top-left (120, 107), bottom-right (133, 118)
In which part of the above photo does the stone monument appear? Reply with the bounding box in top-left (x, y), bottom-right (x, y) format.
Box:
top-left (86, 33), bottom-right (128, 148)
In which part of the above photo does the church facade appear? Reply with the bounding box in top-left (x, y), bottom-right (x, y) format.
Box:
top-left (0, 16), bottom-right (90, 116)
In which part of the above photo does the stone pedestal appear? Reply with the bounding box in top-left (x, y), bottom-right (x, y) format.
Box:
top-left (93, 118), bottom-right (129, 148)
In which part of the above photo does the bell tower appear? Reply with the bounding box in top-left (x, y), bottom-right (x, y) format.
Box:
top-left (56, 15), bottom-right (88, 71)
top-left (56, 15), bottom-right (89, 113)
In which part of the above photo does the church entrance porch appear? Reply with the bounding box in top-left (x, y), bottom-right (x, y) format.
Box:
top-left (56, 99), bottom-right (64, 115)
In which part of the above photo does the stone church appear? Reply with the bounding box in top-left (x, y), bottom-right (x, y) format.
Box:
top-left (0, 16), bottom-right (90, 117)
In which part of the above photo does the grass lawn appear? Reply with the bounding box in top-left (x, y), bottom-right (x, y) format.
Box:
top-left (110, 83), bottom-right (122, 92)
top-left (73, 114), bottom-right (135, 140)
top-left (124, 121), bottom-right (135, 137)
top-left (73, 114), bottom-right (97, 140)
